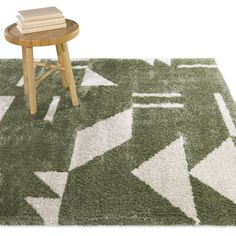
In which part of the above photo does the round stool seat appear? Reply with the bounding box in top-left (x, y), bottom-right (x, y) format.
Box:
top-left (4, 19), bottom-right (79, 47)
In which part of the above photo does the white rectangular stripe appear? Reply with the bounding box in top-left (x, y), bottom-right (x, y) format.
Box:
top-left (72, 58), bottom-right (90, 61)
top-left (44, 96), bottom-right (60, 122)
top-left (214, 93), bottom-right (236, 137)
top-left (0, 96), bottom-right (15, 121)
top-left (177, 64), bottom-right (217, 68)
top-left (132, 92), bottom-right (181, 97)
top-left (132, 103), bottom-right (184, 109)
top-left (72, 65), bottom-right (88, 69)
top-left (16, 76), bottom-right (24, 87)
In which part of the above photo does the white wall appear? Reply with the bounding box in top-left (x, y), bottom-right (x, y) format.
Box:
top-left (1, 0), bottom-right (236, 101)
top-left (0, 0), bottom-right (236, 57)
top-left (1, 0), bottom-right (236, 58)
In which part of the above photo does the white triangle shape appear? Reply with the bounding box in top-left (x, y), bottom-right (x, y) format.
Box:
top-left (25, 197), bottom-right (61, 225)
top-left (35, 172), bottom-right (68, 198)
top-left (69, 109), bottom-right (132, 171)
top-left (132, 136), bottom-right (199, 224)
top-left (81, 68), bottom-right (117, 86)
top-left (142, 59), bottom-right (155, 66)
top-left (158, 58), bottom-right (171, 66)
top-left (190, 138), bottom-right (236, 204)
top-left (0, 96), bottom-right (15, 121)
top-left (142, 58), bottom-right (171, 66)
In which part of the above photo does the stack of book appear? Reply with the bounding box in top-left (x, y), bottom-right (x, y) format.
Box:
top-left (16, 6), bottom-right (66, 34)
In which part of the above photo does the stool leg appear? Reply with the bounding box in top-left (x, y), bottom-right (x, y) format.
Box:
top-left (22, 47), bottom-right (28, 95)
top-left (25, 47), bottom-right (37, 114)
top-left (56, 44), bottom-right (68, 88)
top-left (60, 43), bottom-right (79, 106)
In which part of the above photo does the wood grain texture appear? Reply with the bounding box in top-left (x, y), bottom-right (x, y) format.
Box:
top-left (25, 47), bottom-right (37, 114)
top-left (60, 42), bottom-right (79, 106)
top-left (56, 44), bottom-right (68, 88)
top-left (5, 19), bottom-right (79, 47)
top-left (22, 47), bottom-right (28, 95)
top-left (34, 62), bottom-right (65, 71)
top-left (35, 67), bottom-right (57, 87)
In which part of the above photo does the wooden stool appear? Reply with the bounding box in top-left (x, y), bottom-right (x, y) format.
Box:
top-left (4, 19), bottom-right (79, 115)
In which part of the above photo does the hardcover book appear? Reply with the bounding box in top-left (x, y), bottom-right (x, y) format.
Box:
top-left (18, 6), bottom-right (63, 22)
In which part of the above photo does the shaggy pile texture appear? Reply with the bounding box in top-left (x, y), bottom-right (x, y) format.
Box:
top-left (0, 58), bottom-right (236, 225)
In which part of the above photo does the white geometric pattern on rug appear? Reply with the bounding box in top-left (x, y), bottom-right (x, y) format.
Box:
top-left (131, 136), bottom-right (200, 224)
top-left (73, 58), bottom-right (90, 61)
top-left (25, 197), bottom-right (61, 225)
top-left (2, 58), bottom-right (232, 225)
top-left (69, 109), bottom-right (133, 171)
top-left (177, 64), bottom-right (217, 68)
top-left (132, 92), bottom-right (181, 98)
top-left (34, 171), bottom-right (68, 198)
top-left (190, 137), bottom-right (236, 204)
top-left (43, 96), bottom-right (61, 122)
top-left (132, 103), bottom-right (184, 109)
top-left (81, 68), bottom-right (117, 86)
top-left (158, 58), bottom-right (171, 66)
top-left (214, 93), bottom-right (236, 137)
top-left (0, 96), bottom-right (15, 121)
top-left (16, 76), bottom-right (24, 87)
top-left (142, 58), bottom-right (171, 66)
top-left (142, 59), bottom-right (155, 66)
top-left (25, 171), bottom-right (68, 225)
top-left (72, 65), bottom-right (88, 69)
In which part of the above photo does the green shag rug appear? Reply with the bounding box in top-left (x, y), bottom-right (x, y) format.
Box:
top-left (0, 58), bottom-right (236, 225)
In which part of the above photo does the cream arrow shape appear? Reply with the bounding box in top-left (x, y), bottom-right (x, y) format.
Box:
top-left (81, 68), bottom-right (117, 86)
top-left (0, 96), bottom-right (15, 121)
top-left (158, 58), bottom-right (171, 66)
top-left (142, 59), bottom-right (155, 66)
top-left (69, 109), bottom-right (133, 171)
top-left (34, 171), bottom-right (68, 198)
top-left (25, 197), bottom-right (61, 225)
top-left (142, 58), bottom-right (171, 66)
top-left (132, 136), bottom-right (199, 224)
top-left (190, 138), bottom-right (236, 204)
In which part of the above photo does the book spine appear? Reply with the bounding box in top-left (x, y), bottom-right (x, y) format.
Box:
top-left (19, 23), bottom-right (66, 34)
top-left (16, 15), bottom-right (24, 23)
top-left (18, 13), bottom-right (63, 22)
top-left (17, 17), bottom-right (65, 29)
top-left (16, 24), bottom-right (23, 33)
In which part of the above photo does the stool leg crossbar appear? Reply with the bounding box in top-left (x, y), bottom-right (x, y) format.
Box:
top-left (34, 62), bottom-right (65, 71)
top-left (21, 43), bottom-right (79, 115)
top-left (35, 67), bottom-right (57, 87)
